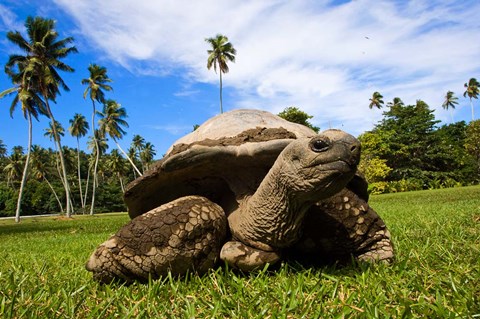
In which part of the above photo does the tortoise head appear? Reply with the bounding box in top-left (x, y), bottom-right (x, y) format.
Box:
top-left (275, 129), bottom-right (361, 202)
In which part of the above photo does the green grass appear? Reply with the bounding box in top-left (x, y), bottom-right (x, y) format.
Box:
top-left (1, 186), bottom-right (479, 318)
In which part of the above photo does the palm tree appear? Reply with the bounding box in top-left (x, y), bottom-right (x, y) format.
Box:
top-left (11, 146), bottom-right (24, 155)
top-left (369, 91), bottom-right (384, 109)
top-left (5, 16), bottom-right (78, 217)
top-left (81, 64), bottom-right (113, 215)
top-left (0, 67), bottom-right (45, 222)
top-left (140, 142), bottom-right (156, 172)
top-left (69, 113), bottom-right (89, 208)
top-left (387, 97), bottom-right (404, 109)
top-left (463, 78), bottom-right (479, 121)
top-left (98, 100), bottom-right (142, 176)
top-left (442, 91), bottom-right (459, 123)
top-left (205, 34), bottom-right (236, 114)
top-left (44, 120), bottom-right (65, 142)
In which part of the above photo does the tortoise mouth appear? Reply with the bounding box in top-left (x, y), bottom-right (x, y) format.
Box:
top-left (307, 158), bottom-right (357, 173)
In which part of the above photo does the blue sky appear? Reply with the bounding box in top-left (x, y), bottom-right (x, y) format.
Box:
top-left (1, 0), bottom-right (479, 158)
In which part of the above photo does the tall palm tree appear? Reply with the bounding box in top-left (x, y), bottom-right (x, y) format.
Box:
top-left (140, 142), bottom-right (156, 173)
top-left (1, 63), bottom-right (45, 222)
top-left (5, 16), bottom-right (78, 217)
top-left (463, 78), bottom-right (479, 121)
top-left (205, 34), bottom-right (236, 114)
top-left (369, 91), bottom-right (384, 109)
top-left (98, 100), bottom-right (142, 176)
top-left (81, 64), bottom-right (113, 215)
top-left (442, 91), bottom-right (459, 123)
top-left (69, 113), bottom-right (89, 208)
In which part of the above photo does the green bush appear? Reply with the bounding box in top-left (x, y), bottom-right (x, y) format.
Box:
top-left (0, 183), bottom-right (16, 217)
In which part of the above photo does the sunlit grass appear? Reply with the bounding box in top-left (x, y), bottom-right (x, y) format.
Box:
top-left (0, 186), bottom-right (479, 318)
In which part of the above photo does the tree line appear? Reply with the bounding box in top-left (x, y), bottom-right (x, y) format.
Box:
top-left (363, 91), bottom-right (479, 193)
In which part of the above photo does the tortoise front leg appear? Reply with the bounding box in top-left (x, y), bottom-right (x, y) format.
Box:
top-left (86, 195), bottom-right (227, 283)
top-left (220, 241), bottom-right (281, 271)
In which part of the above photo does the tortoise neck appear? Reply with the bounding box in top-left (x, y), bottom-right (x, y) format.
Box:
top-left (228, 158), bottom-right (310, 250)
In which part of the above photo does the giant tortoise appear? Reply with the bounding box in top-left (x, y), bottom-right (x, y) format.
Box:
top-left (86, 109), bottom-right (394, 283)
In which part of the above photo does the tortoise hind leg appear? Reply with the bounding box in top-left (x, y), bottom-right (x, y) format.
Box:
top-left (86, 195), bottom-right (227, 283)
top-left (292, 188), bottom-right (394, 265)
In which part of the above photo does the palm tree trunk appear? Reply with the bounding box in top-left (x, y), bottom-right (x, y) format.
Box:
top-left (90, 148), bottom-right (100, 215)
top-left (118, 172), bottom-right (125, 193)
top-left (44, 99), bottom-right (72, 217)
top-left (219, 70), bottom-right (223, 114)
top-left (76, 137), bottom-right (84, 208)
top-left (90, 101), bottom-right (99, 215)
top-left (14, 112), bottom-right (33, 223)
top-left (115, 141), bottom-right (143, 176)
top-left (471, 98), bottom-right (475, 121)
top-left (43, 176), bottom-right (63, 212)
top-left (83, 165), bottom-right (90, 209)
top-left (82, 167), bottom-right (90, 207)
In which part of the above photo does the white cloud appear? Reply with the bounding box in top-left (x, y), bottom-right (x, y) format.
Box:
top-left (53, 0), bottom-right (480, 135)
top-left (0, 5), bottom-right (23, 32)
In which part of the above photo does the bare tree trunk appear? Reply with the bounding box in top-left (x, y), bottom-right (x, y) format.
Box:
top-left (43, 176), bottom-right (63, 212)
top-left (14, 113), bottom-right (33, 223)
top-left (90, 101), bottom-right (100, 215)
top-left (44, 99), bottom-right (72, 217)
top-left (118, 172), bottom-right (125, 193)
top-left (89, 101), bottom-right (102, 215)
top-left (76, 137), bottom-right (84, 208)
top-left (471, 99), bottom-right (475, 121)
top-left (90, 150), bottom-right (99, 215)
top-left (219, 70), bottom-right (223, 114)
top-left (83, 164), bottom-right (91, 210)
top-left (115, 141), bottom-right (142, 176)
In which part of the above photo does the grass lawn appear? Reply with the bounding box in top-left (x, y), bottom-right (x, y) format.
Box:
top-left (0, 186), bottom-right (479, 318)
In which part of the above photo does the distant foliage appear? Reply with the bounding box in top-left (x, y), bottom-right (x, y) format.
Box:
top-left (278, 106), bottom-right (320, 132)
top-left (0, 146), bottom-right (130, 217)
top-left (465, 120), bottom-right (480, 178)
top-left (359, 100), bottom-right (479, 193)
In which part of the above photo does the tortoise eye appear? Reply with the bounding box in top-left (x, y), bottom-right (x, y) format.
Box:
top-left (310, 138), bottom-right (330, 152)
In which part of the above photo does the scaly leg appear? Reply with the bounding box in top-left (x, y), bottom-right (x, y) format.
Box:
top-left (86, 195), bottom-right (227, 283)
